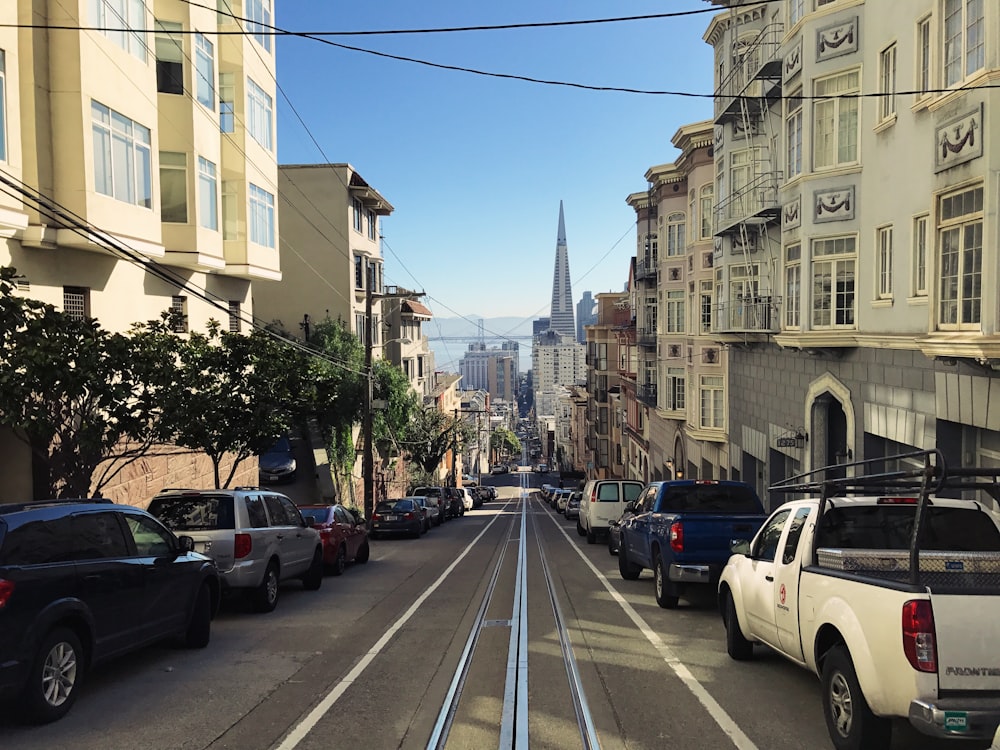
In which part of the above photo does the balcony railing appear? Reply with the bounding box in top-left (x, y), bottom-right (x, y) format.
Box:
top-left (714, 23), bottom-right (784, 122)
top-left (714, 171), bottom-right (782, 235)
top-left (713, 296), bottom-right (779, 334)
top-left (635, 258), bottom-right (658, 282)
top-left (637, 327), bottom-right (657, 348)
top-left (637, 383), bottom-right (657, 408)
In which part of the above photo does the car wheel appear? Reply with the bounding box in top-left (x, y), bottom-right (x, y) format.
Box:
top-left (184, 583), bottom-right (213, 648)
top-left (608, 535), bottom-right (618, 556)
top-left (253, 560), bottom-right (280, 613)
top-left (330, 544), bottom-right (346, 577)
top-left (21, 627), bottom-right (84, 724)
top-left (653, 555), bottom-right (680, 609)
top-left (822, 645), bottom-right (891, 750)
top-left (302, 548), bottom-right (324, 590)
top-left (724, 591), bottom-right (754, 661)
top-left (355, 539), bottom-right (370, 564)
top-left (618, 543), bottom-right (641, 580)
top-left (576, 520), bottom-right (586, 537)
top-left (586, 527), bottom-right (596, 544)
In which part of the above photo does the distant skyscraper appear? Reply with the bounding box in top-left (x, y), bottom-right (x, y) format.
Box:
top-left (576, 291), bottom-right (597, 343)
top-left (548, 201), bottom-right (575, 337)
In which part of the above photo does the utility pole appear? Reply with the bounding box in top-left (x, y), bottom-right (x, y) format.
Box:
top-left (362, 277), bottom-right (375, 522)
top-left (450, 407), bottom-right (458, 487)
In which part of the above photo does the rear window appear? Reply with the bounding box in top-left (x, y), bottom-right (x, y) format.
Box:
top-left (412, 487), bottom-right (441, 498)
top-left (657, 484), bottom-right (761, 513)
top-left (377, 500), bottom-right (414, 512)
top-left (596, 482), bottom-right (643, 502)
top-left (817, 505), bottom-right (1000, 551)
top-left (147, 495), bottom-right (235, 531)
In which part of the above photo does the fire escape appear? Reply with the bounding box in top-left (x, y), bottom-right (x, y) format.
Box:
top-left (635, 188), bottom-right (658, 408)
top-left (712, 21), bottom-right (784, 342)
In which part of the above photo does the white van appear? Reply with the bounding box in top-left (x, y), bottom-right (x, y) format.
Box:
top-left (576, 479), bottom-right (644, 544)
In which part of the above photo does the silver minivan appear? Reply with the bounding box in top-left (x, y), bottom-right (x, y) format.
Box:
top-left (147, 488), bottom-right (324, 612)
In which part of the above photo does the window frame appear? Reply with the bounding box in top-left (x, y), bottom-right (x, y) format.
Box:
top-left (876, 225), bottom-right (894, 300)
top-left (249, 183), bottom-right (275, 248)
top-left (154, 20), bottom-right (183, 95)
top-left (194, 32), bottom-right (215, 110)
top-left (92, 0), bottom-right (147, 61)
top-left (878, 43), bottom-right (897, 124)
top-left (912, 214), bottom-right (928, 297)
top-left (352, 197), bottom-right (363, 233)
top-left (812, 68), bottom-right (860, 170)
top-left (63, 287), bottom-right (91, 321)
top-left (699, 374), bottom-right (725, 430)
top-left (197, 156), bottom-right (218, 230)
top-left (937, 184), bottom-right (983, 330)
top-left (811, 235), bottom-right (857, 329)
top-left (246, 0), bottom-right (273, 53)
top-left (91, 100), bottom-right (152, 209)
top-left (247, 77), bottom-right (273, 150)
top-left (943, 0), bottom-right (985, 88)
top-left (699, 184), bottom-right (714, 240)
top-left (158, 151), bottom-right (188, 223)
top-left (915, 15), bottom-right (932, 102)
top-left (785, 243), bottom-right (802, 329)
top-left (665, 367), bottom-right (685, 411)
top-left (665, 212), bottom-right (685, 257)
top-left (665, 290), bottom-right (685, 334)
top-left (0, 50), bottom-right (5, 162)
top-left (786, 93), bottom-right (803, 179)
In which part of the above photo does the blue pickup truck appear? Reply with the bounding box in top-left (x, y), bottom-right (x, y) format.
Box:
top-left (617, 479), bottom-right (767, 609)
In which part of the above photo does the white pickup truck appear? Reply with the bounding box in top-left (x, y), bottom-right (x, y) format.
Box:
top-left (718, 451), bottom-right (1000, 750)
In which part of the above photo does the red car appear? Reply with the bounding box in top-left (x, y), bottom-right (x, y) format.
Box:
top-left (297, 504), bottom-right (370, 575)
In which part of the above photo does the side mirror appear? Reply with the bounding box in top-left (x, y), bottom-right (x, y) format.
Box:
top-left (624, 501), bottom-right (636, 512)
top-left (178, 535), bottom-right (195, 553)
top-left (730, 539), bottom-right (751, 556)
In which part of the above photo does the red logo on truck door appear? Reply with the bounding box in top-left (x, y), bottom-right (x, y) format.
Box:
top-left (779, 584), bottom-right (786, 605)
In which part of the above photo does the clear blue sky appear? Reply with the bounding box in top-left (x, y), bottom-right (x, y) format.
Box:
top-left (275, 1), bottom-right (717, 331)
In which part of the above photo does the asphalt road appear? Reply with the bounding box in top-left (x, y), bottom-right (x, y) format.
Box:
top-left (0, 470), bottom-right (983, 750)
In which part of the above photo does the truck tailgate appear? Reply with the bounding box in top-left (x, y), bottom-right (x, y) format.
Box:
top-left (672, 514), bottom-right (764, 568)
top-left (935, 594), bottom-right (1000, 691)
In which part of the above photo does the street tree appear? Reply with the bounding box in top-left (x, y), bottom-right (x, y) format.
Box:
top-left (490, 427), bottom-right (521, 462)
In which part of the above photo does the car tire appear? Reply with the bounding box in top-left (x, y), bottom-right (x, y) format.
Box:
top-left (608, 535), bottom-right (618, 556)
top-left (618, 543), bottom-right (642, 580)
top-left (576, 520), bottom-right (586, 537)
top-left (653, 555), bottom-right (680, 609)
top-left (355, 539), bottom-right (370, 564)
top-left (822, 645), bottom-right (891, 750)
top-left (586, 526), bottom-right (596, 544)
top-left (253, 560), bottom-right (280, 613)
top-left (302, 548), bottom-right (324, 590)
top-left (21, 627), bottom-right (84, 724)
top-left (724, 592), bottom-right (754, 661)
top-left (184, 583), bottom-right (213, 648)
top-left (330, 544), bottom-right (346, 577)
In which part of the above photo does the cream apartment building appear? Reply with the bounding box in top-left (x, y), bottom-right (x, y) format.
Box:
top-left (706, 0), bottom-right (1000, 505)
top-left (1, 0), bottom-right (280, 499)
top-left (584, 292), bottom-right (630, 479)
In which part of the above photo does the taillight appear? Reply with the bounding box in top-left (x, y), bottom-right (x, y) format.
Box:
top-left (902, 600), bottom-right (937, 672)
top-left (590, 488), bottom-right (597, 503)
top-left (0, 579), bottom-right (14, 609)
top-left (404, 512), bottom-right (415, 520)
top-left (669, 522), bottom-right (684, 553)
top-left (234, 533), bottom-right (252, 560)
top-left (372, 513), bottom-right (381, 521)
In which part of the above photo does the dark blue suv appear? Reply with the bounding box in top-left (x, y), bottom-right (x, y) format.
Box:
top-left (0, 499), bottom-right (220, 723)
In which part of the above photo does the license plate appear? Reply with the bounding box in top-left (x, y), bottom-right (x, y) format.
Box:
top-left (384, 515), bottom-right (397, 521)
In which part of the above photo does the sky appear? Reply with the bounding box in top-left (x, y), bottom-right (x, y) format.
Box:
top-left (274, 1), bottom-right (718, 339)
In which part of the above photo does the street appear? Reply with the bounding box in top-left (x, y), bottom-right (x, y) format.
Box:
top-left (0, 471), bottom-right (977, 750)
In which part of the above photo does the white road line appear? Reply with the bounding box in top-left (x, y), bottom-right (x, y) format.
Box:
top-left (273, 505), bottom-right (511, 750)
top-left (543, 509), bottom-right (759, 750)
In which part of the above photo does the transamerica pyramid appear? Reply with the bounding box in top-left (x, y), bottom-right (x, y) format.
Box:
top-left (548, 201), bottom-right (575, 337)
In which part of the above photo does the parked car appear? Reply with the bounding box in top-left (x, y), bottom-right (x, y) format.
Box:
top-left (490, 464), bottom-right (507, 475)
top-left (371, 498), bottom-right (425, 538)
top-left (296, 504), bottom-right (370, 575)
top-left (618, 479), bottom-right (766, 609)
top-left (412, 486), bottom-right (461, 520)
top-left (555, 489), bottom-right (572, 513)
top-left (258, 436), bottom-right (297, 484)
top-left (564, 492), bottom-right (582, 521)
top-left (454, 487), bottom-right (475, 512)
top-left (413, 496), bottom-right (441, 529)
top-left (607, 502), bottom-right (640, 554)
top-left (147, 488), bottom-right (324, 613)
top-left (577, 478), bottom-right (645, 544)
top-left (0, 499), bottom-right (221, 724)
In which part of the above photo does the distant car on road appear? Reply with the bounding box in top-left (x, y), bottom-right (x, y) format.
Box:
top-left (258, 436), bottom-right (296, 484)
top-left (490, 464), bottom-right (508, 475)
top-left (371, 498), bottom-right (426, 539)
top-left (296, 504), bottom-right (370, 575)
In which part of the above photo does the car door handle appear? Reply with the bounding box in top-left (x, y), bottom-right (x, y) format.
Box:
top-left (765, 575), bottom-right (774, 582)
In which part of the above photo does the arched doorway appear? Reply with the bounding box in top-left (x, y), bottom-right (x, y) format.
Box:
top-left (805, 373), bottom-right (855, 473)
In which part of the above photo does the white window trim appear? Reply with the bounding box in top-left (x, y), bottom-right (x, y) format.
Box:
top-left (875, 225), bottom-right (894, 301)
top-left (249, 183), bottom-right (275, 248)
top-left (936, 184), bottom-right (983, 331)
top-left (911, 214), bottom-right (929, 299)
top-left (812, 68), bottom-right (861, 171)
top-left (877, 43), bottom-right (897, 125)
top-left (247, 77), bottom-right (273, 150)
top-left (810, 235), bottom-right (857, 330)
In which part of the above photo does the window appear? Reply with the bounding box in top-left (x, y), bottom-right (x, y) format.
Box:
top-left (249, 183), bottom-right (275, 247)
top-left (789, 0), bottom-right (804, 26)
top-left (786, 95), bottom-right (802, 178)
top-left (0, 51), bottom-right (8, 162)
top-left (154, 20), bottom-right (183, 94)
top-left (665, 212), bottom-right (685, 256)
top-left (195, 33), bottom-right (215, 110)
top-left (700, 280), bottom-right (713, 333)
top-left (813, 69), bottom-right (860, 169)
top-left (247, 78), bottom-right (273, 150)
top-left (355, 313), bottom-right (365, 341)
top-left (699, 185), bottom-right (714, 239)
top-left (938, 185), bottom-right (983, 328)
top-left (912, 215), bottom-right (928, 296)
top-left (665, 290), bottom-right (685, 333)
top-left (228, 301), bottom-right (241, 333)
top-left (944, 0), bottom-right (984, 87)
top-left (171, 295), bottom-right (188, 333)
top-left (752, 509), bottom-right (792, 562)
top-left (916, 16), bottom-right (931, 98)
top-left (92, 0), bottom-right (147, 61)
top-left (354, 254), bottom-right (364, 289)
top-left (221, 181), bottom-right (239, 240)
top-left (91, 101), bottom-right (152, 208)
top-left (124, 514), bottom-right (174, 557)
top-left (644, 233), bottom-right (658, 265)
top-left (247, 0), bottom-right (272, 53)
top-left (219, 72), bottom-right (235, 133)
top-left (367, 209), bottom-right (377, 240)
top-left (665, 367), bottom-right (685, 411)
top-left (811, 236), bottom-right (856, 328)
top-left (159, 151), bottom-right (187, 223)
top-left (353, 198), bottom-right (365, 232)
top-left (197, 156), bottom-right (218, 230)
top-left (700, 375), bottom-right (724, 429)
top-left (75, 513), bottom-right (131, 559)
top-left (878, 44), bottom-right (896, 122)
top-left (876, 225), bottom-right (893, 299)
top-left (63, 287), bottom-right (90, 320)
top-left (785, 244), bottom-right (801, 328)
